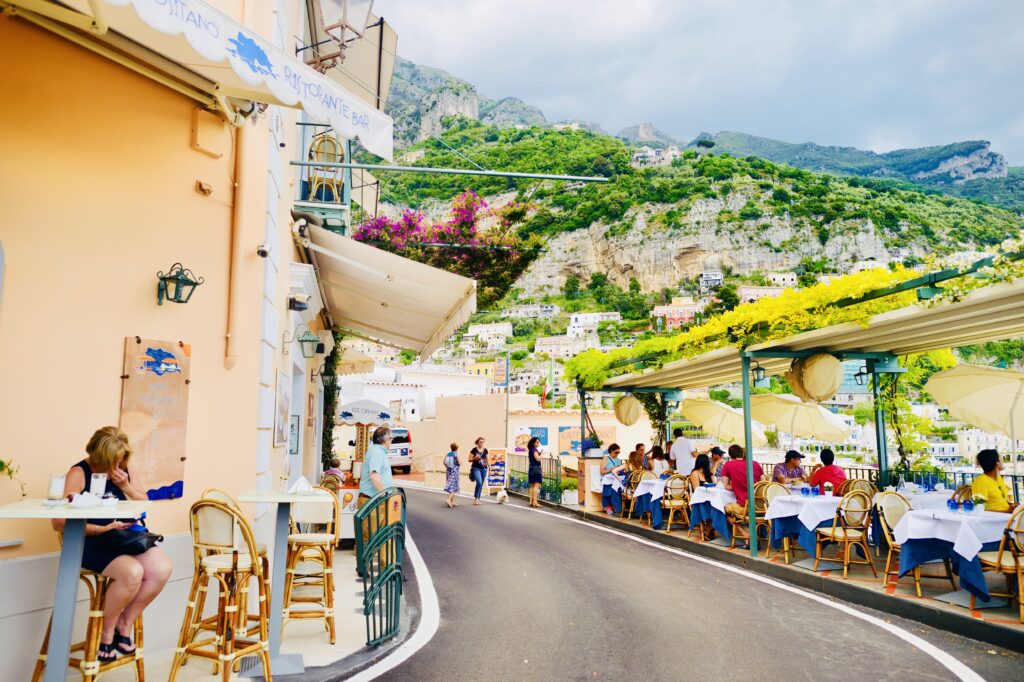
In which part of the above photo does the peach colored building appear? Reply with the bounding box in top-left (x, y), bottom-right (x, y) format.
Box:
top-left (0, 1), bottom-right (472, 676)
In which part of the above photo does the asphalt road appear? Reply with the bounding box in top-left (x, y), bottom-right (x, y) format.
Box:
top-left (382, 489), bottom-right (1023, 682)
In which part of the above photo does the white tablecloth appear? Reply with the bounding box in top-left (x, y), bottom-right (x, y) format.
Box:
top-left (872, 491), bottom-right (950, 511)
top-left (892, 509), bottom-right (1008, 561)
top-left (689, 486), bottom-right (737, 513)
top-left (634, 478), bottom-right (667, 501)
top-left (600, 472), bottom-right (624, 493)
top-left (765, 494), bottom-right (842, 531)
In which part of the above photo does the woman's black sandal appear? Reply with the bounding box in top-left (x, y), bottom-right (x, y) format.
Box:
top-left (97, 641), bottom-right (119, 662)
top-left (114, 632), bottom-right (135, 655)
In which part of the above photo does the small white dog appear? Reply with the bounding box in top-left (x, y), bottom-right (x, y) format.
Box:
top-left (495, 489), bottom-right (509, 504)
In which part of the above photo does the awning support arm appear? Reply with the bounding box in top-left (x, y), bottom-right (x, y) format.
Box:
top-left (740, 354), bottom-right (758, 558)
top-left (3, 0), bottom-right (107, 33)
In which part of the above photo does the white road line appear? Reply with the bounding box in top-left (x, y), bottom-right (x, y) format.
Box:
top-left (347, 532), bottom-right (440, 682)
top-left (408, 487), bottom-right (985, 682)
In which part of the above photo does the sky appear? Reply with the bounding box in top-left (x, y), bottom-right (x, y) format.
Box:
top-left (379, 0), bottom-right (1024, 164)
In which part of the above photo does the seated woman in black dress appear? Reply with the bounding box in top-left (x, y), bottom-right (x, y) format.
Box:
top-left (52, 427), bottom-right (173, 661)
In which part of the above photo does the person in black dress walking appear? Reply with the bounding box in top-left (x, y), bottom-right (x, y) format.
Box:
top-left (527, 436), bottom-right (543, 507)
top-left (469, 437), bottom-right (489, 506)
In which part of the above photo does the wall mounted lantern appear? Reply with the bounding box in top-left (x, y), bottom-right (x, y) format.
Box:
top-left (283, 325), bottom-right (322, 358)
top-left (157, 263), bottom-right (204, 305)
top-left (854, 366), bottom-right (869, 386)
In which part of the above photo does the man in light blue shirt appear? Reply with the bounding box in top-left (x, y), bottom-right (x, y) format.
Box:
top-left (360, 426), bottom-right (395, 500)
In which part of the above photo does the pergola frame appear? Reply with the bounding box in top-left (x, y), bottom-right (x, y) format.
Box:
top-left (585, 255), bottom-right (1024, 558)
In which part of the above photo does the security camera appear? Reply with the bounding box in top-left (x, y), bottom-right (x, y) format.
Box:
top-left (257, 242), bottom-right (270, 258)
top-left (288, 293), bottom-right (311, 311)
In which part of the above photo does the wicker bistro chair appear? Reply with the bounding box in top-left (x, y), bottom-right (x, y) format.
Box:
top-left (762, 482), bottom-right (793, 563)
top-left (283, 487), bottom-right (342, 643)
top-left (631, 471), bottom-right (658, 524)
top-left (876, 491), bottom-right (956, 596)
top-left (752, 481), bottom-right (772, 550)
top-left (32, 562), bottom-right (144, 681)
top-left (170, 500), bottom-right (271, 682)
top-left (661, 474), bottom-right (691, 532)
top-left (307, 133), bottom-right (344, 202)
top-left (952, 485), bottom-right (972, 504)
top-left (621, 471), bottom-right (644, 519)
top-left (814, 490), bottom-right (878, 579)
top-left (843, 479), bottom-right (877, 496)
top-left (972, 506), bottom-right (1024, 621)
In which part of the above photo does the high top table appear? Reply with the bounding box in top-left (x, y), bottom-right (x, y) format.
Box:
top-left (237, 489), bottom-right (334, 677)
top-left (0, 498), bottom-right (151, 682)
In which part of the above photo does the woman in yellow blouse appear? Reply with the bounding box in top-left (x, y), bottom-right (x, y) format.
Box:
top-left (971, 449), bottom-right (1016, 513)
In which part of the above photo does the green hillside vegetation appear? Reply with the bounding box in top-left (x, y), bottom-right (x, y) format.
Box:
top-left (686, 131), bottom-right (991, 177)
top-left (371, 120), bottom-right (1022, 258)
top-left (917, 167), bottom-right (1024, 213)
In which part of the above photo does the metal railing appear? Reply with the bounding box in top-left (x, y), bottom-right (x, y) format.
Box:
top-left (507, 452), bottom-right (562, 501)
top-left (354, 487), bottom-right (406, 647)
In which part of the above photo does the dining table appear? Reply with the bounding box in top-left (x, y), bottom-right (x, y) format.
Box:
top-left (237, 489), bottom-right (334, 676)
top-left (688, 486), bottom-right (737, 541)
top-left (632, 477), bottom-right (668, 528)
top-left (765, 493), bottom-right (843, 554)
top-left (871, 490), bottom-right (954, 546)
top-left (892, 508), bottom-right (1009, 601)
top-left (0, 497), bottom-right (151, 682)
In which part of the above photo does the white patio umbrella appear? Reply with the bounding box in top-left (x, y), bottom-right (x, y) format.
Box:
top-left (679, 398), bottom-right (768, 448)
top-left (750, 394), bottom-right (851, 447)
top-left (925, 364), bottom-right (1024, 476)
top-left (337, 399), bottom-right (397, 426)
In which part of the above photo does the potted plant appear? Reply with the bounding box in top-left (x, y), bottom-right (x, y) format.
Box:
top-left (823, 482), bottom-right (834, 497)
top-left (0, 458), bottom-right (26, 498)
top-left (582, 431), bottom-right (604, 458)
top-left (971, 493), bottom-right (986, 513)
top-left (560, 478), bottom-right (579, 507)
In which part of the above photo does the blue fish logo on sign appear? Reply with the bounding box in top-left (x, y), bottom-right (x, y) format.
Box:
top-left (340, 411), bottom-right (354, 420)
top-left (140, 347), bottom-right (181, 376)
top-left (378, 412), bottom-right (392, 421)
top-left (227, 32), bottom-right (276, 78)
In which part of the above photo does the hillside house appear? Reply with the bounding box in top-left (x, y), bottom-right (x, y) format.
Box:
top-left (508, 303), bottom-right (561, 319)
top-left (737, 285), bottom-right (787, 304)
top-left (568, 311), bottom-right (621, 338)
top-left (651, 296), bottom-right (701, 330)
top-left (768, 271), bottom-right (798, 287)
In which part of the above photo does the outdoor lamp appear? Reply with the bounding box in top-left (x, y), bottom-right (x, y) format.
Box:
top-left (283, 325), bottom-right (322, 358)
top-left (156, 263), bottom-right (204, 305)
top-left (854, 366), bottom-right (869, 386)
top-left (306, 0), bottom-right (375, 69)
top-left (751, 361), bottom-right (766, 384)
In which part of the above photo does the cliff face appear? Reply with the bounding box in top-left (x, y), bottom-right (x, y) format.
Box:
top-left (616, 122), bottom-right (678, 148)
top-left (417, 83), bottom-right (480, 141)
top-left (481, 97), bottom-right (547, 128)
top-left (913, 144), bottom-right (1007, 182)
top-left (515, 192), bottom-right (896, 298)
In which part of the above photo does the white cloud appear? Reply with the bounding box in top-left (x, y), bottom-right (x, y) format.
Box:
top-left (380, 0), bottom-right (1024, 162)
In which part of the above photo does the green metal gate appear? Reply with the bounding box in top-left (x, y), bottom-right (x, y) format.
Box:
top-left (354, 487), bottom-right (406, 647)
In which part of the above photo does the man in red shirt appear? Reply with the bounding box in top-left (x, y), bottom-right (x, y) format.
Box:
top-left (808, 448), bottom-right (846, 494)
top-left (721, 444), bottom-right (764, 541)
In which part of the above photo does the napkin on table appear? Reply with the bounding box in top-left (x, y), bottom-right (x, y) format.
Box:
top-left (69, 492), bottom-right (100, 508)
top-left (288, 476), bottom-right (314, 494)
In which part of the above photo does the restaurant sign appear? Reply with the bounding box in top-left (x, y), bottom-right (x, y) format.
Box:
top-left (119, 337), bottom-right (190, 499)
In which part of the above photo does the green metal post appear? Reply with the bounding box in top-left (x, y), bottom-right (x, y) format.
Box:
top-left (870, 363), bottom-right (890, 487)
top-left (578, 383), bottom-right (587, 454)
top-left (740, 354), bottom-right (758, 557)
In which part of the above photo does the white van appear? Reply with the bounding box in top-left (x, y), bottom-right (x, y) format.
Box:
top-left (388, 427), bottom-right (412, 474)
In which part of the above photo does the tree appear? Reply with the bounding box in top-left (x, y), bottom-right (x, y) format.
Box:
top-left (399, 349), bottom-right (417, 365)
top-left (704, 283), bottom-right (739, 315)
top-left (563, 274), bottom-right (581, 300)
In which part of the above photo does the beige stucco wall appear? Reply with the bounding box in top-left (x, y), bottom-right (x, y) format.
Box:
top-left (0, 14), bottom-right (307, 558)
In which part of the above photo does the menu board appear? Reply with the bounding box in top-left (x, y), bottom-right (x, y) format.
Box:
top-left (487, 448), bottom-right (507, 489)
top-left (558, 425), bottom-right (616, 456)
top-left (119, 337), bottom-right (191, 500)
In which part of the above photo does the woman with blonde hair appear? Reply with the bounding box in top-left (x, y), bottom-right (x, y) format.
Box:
top-left (52, 427), bottom-right (172, 662)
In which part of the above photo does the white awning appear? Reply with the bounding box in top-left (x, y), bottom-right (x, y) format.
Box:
top-left (56, 0), bottom-right (393, 159)
top-left (299, 226), bottom-right (476, 360)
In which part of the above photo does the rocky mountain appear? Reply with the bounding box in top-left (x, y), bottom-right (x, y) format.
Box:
top-left (480, 97), bottom-right (546, 128)
top-left (686, 131), bottom-right (1007, 183)
top-left (616, 122), bottom-right (679, 148)
top-left (387, 58), bottom-right (548, 147)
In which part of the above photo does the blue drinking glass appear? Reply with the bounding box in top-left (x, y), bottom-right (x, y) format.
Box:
top-left (811, 487), bottom-right (820, 497)
top-left (946, 499), bottom-right (959, 513)
top-left (962, 499), bottom-right (974, 513)
top-left (800, 486), bottom-right (810, 497)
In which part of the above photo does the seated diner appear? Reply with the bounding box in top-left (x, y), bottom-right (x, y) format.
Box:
top-left (721, 444), bottom-right (764, 541)
top-left (650, 445), bottom-right (670, 476)
top-left (773, 450), bottom-right (807, 485)
top-left (808, 448), bottom-right (846, 494)
top-left (971, 448), bottom-right (1016, 513)
top-left (601, 444), bottom-right (627, 515)
top-left (689, 454), bottom-right (717, 540)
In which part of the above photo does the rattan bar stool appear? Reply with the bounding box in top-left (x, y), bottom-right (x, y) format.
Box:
top-left (32, 569), bottom-right (144, 682)
top-left (283, 486), bottom-right (341, 643)
top-left (169, 500), bottom-right (270, 682)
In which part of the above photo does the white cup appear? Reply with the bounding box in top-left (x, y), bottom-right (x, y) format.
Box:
top-left (90, 473), bottom-right (107, 495)
top-left (47, 475), bottom-right (66, 501)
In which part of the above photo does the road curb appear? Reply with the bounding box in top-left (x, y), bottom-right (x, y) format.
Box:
top-left (507, 490), bottom-right (1024, 654)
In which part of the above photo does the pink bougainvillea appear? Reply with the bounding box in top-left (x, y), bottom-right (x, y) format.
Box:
top-left (351, 191), bottom-right (540, 307)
